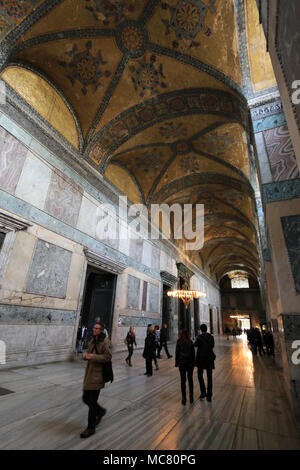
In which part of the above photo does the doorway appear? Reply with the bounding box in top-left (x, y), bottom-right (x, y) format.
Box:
top-left (209, 307), bottom-right (213, 334)
top-left (194, 298), bottom-right (200, 337)
top-left (162, 284), bottom-right (172, 340)
top-left (80, 266), bottom-right (117, 341)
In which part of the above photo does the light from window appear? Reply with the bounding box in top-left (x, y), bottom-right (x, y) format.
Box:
top-left (231, 277), bottom-right (249, 289)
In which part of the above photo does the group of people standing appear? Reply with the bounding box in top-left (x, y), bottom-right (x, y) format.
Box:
top-left (247, 327), bottom-right (274, 356)
top-left (175, 324), bottom-right (215, 404)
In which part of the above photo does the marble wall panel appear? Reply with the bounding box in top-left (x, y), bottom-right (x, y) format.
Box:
top-left (127, 275), bottom-right (140, 309)
top-left (148, 283), bottom-right (159, 313)
top-left (142, 241), bottom-right (152, 268)
top-left (25, 239), bottom-right (72, 298)
top-left (142, 281), bottom-right (148, 311)
top-left (281, 215), bottom-right (300, 294)
top-left (0, 127), bottom-right (27, 194)
top-left (76, 194), bottom-right (98, 237)
top-left (0, 324), bottom-right (38, 352)
top-left (263, 125), bottom-right (299, 181)
top-left (45, 170), bottom-right (83, 227)
top-left (151, 245), bottom-right (160, 272)
top-left (95, 209), bottom-right (119, 251)
top-left (129, 238), bottom-right (143, 264)
top-left (34, 325), bottom-right (74, 348)
top-left (15, 151), bottom-right (52, 210)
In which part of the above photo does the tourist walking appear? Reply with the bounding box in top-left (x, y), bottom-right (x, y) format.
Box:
top-left (263, 330), bottom-right (275, 356)
top-left (157, 323), bottom-right (173, 359)
top-left (143, 324), bottom-right (156, 376)
top-left (153, 325), bottom-right (160, 370)
top-left (125, 326), bottom-right (137, 367)
top-left (81, 322), bottom-right (112, 439)
top-left (175, 328), bottom-right (195, 405)
top-left (194, 324), bottom-right (216, 402)
top-left (253, 327), bottom-right (264, 356)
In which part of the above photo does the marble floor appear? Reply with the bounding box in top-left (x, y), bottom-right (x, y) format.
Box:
top-left (0, 335), bottom-right (300, 450)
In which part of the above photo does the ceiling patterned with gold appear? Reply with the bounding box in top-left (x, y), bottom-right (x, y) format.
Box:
top-left (0, 0), bottom-right (268, 282)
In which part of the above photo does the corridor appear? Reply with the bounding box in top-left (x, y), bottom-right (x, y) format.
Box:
top-left (0, 336), bottom-right (300, 450)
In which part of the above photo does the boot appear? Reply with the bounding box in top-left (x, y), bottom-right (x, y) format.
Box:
top-left (80, 427), bottom-right (95, 438)
top-left (181, 394), bottom-right (186, 405)
top-left (95, 408), bottom-right (106, 426)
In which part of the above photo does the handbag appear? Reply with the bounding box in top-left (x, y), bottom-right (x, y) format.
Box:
top-left (93, 342), bottom-right (114, 383)
top-left (102, 361), bottom-right (114, 383)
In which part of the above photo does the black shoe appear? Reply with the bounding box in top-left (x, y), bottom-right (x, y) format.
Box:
top-left (199, 394), bottom-right (206, 400)
top-left (80, 427), bottom-right (95, 438)
top-left (168, 355), bottom-right (173, 359)
top-left (95, 408), bottom-right (106, 426)
top-left (125, 358), bottom-right (129, 365)
top-left (182, 398), bottom-right (186, 405)
top-left (190, 396), bottom-right (194, 404)
top-left (129, 363), bottom-right (132, 367)
top-left (206, 396), bottom-right (212, 402)
top-left (157, 356), bottom-right (162, 359)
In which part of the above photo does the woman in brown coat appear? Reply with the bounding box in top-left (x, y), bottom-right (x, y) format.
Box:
top-left (81, 322), bottom-right (112, 438)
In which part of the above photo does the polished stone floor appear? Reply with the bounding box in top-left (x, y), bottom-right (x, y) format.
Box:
top-left (0, 335), bottom-right (300, 450)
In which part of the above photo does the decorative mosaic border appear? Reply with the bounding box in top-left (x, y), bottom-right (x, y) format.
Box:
top-left (118, 315), bottom-right (161, 328)
top-left (275, 0), bottom-right (300, 131)
top-left (234, 0), bottom-right (278, 101)
top-left (263, 178), bottom-right (300, 203)
top-left (0, 303), bottom-right (77, 325)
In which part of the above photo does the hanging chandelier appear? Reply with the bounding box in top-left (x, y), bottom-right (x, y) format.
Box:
top-left (167, 289), bottom-right (206, 309)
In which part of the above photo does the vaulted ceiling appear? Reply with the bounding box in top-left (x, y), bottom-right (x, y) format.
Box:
top-left (0, 0), bottom-right (276, 283)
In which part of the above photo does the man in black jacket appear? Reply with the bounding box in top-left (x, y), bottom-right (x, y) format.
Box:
top-left (157, 323), bottom-right (173, 359)
top-left (194, 324), bottom-right (216, 402)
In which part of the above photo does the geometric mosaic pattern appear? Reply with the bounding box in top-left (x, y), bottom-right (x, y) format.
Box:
top-left (281, 215), bottom-right (300, 294)
top-left (263, 125), bottom-right (299, 182)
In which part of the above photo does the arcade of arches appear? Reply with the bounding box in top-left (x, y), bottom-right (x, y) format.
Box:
top-left (0, 0), bottom-right (300, 434)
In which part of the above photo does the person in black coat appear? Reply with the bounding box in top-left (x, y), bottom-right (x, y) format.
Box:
top-left (157, 323), bottom-right (173, 359)
top-left (263, 330), bottom-right (274, 356)
top-left (125, 326), bottom-right (137, 367)
top-left (143, 324), bottom-right (156, 376)
top-left (194, 324), bottom-right (216, 402)
top-left (175, 328), bottom-right (195, 405)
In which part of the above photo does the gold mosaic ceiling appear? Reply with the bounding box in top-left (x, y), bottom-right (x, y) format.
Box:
top-left (0, 0), bottom-right (269, 282)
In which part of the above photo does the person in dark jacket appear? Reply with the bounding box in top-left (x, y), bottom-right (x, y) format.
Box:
top-left (253, 327), bottom-right (264, 356)
top-left (175, 328), bottom-right (195, 405)
top-left (125, 326), bottom-right (137, 367)
top-left (263, 330), bottom-right (274, 356)
top-left (194, 324), bottom-right (215, 402)
top-left (143, 324), bottom-right (156, 376)
top-left (157, 323), bottom-right (173, 359)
